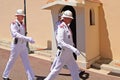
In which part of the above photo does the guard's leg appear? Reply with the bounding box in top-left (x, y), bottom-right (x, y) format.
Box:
top-left (50, 50), bottom-right (60, 71)
top-left (67, 59), bottom-right (80, 80)
top-left (20, 47), bottom-right (35, 80)
top-left (50, 57), bottom-right (57, 71)
top-left (73, 61), bottom-right (86, 77)
top-left (44, 58), bottom-right (64, 80)
top-left (2, 45), bottom-right (19, 78)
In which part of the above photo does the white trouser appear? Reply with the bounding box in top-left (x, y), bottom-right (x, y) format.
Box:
top-left (44, 49), bottom-right (80, 80)
top-left (50, 50), bottom-right (60, 71)
top-left (50, 50), bottom-right (81, 74)
top-left (2, 43), bottom-right (35, 80)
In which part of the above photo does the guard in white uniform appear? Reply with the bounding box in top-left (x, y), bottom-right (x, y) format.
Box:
top-left (2, 9), bottom-right (35, 80)
top-left (44, 10), bottom-right (80, 80)
top-left (51, 12), bottom-right (85, 77)
top-left (50, 13), bottom-right (63, 71)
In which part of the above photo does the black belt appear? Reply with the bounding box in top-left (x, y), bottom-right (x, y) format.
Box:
top-left (14, 38), bottom-right (18, 44)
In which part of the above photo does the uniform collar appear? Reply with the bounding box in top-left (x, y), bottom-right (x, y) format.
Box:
top-left (15, 19), bottom-right (23, 25)
top-left (62, 22), bottom-right (71, 29)
top-left (61, 22), bottom-right (68, 27)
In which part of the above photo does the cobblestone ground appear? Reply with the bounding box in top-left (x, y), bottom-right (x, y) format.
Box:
top-left (0, 48), bottom-right (120, 80)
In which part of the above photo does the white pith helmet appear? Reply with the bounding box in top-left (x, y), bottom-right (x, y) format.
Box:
top-left (61, 10), bottom-right (73, 19)
top-left (15, 9), bottom-right (25, 16)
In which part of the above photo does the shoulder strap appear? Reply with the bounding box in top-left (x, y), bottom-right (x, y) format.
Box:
top-left (16, 21), bottom-right (27, 35)
top-left (16, 21), bottom-right (20, 27)
top-left (13, 21), bottom-right (20, 32)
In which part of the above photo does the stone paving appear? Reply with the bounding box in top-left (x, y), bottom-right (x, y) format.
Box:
top-left (0, 48), bottom-right (120, 80)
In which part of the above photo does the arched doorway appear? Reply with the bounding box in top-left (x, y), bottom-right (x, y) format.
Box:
top-left (61, 6), bottom-right (77, 60)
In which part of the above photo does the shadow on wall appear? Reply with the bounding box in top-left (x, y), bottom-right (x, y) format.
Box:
top-left (99, 5), bottom-right (113, 59)
top-left (46, 40), bottom-right (52, 50)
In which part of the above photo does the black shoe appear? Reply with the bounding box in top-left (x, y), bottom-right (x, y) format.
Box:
top-left (3, 78), bottom-right (11, 80)
top-left (79, 71), bottom-right (85, 76)
top-left (79, 71), bottom-right (89, 79)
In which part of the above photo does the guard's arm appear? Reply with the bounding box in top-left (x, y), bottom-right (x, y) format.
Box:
top-left (56, 26), bottom-right (80, 55)
top-left (10, 22), bottom-right (34, 43)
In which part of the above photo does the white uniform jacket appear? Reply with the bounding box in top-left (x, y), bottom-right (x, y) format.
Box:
top-left (10, 19), bottom-right (27, 44)
top-left (56, 22), bottom-right (76, 53)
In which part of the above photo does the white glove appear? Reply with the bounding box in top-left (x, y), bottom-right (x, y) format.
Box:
top-left (74, 49), bottom-right (80, 56)
top-left (25, 37), bottom-right (35, 44)
top-left (70, 46), bottom-right (80, 56)
top-left (29, 39), bottom-right (35, 44)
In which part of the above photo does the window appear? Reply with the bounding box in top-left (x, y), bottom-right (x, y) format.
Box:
top-left (90, 8), bottom-right (95, 25)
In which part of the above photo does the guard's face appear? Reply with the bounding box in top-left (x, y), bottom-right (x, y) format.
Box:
top-left (64, 17), bottom-right (72, 24)
top-left (16, 15), bottom-right (24, 22)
